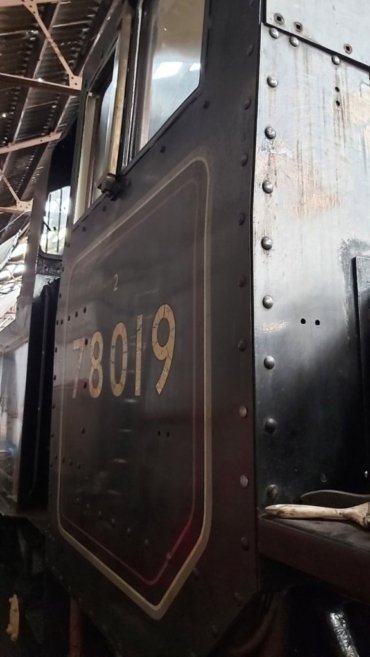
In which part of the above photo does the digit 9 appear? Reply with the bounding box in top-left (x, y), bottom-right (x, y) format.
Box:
top-left (151, 304), bottom-right (176, 395)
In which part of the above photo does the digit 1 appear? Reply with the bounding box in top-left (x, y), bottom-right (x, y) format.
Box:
top-left (135, 314), bottom-right (143, 397)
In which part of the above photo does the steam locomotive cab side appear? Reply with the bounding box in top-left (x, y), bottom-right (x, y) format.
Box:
top-left (1, 1), bottom-right (370, 655)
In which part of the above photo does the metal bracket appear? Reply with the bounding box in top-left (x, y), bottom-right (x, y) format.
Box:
top-left (0, 170), bottom-right (33, 214)
top-left (21, 0), bottom-right (82, 91)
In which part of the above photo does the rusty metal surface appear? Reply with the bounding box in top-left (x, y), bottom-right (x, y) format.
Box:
top-left (253, 24), bottom-right (370, 503)
top-left (0, 0), bottom-right (114, 240)
top-left (266, 0), bottom-right (370, 68)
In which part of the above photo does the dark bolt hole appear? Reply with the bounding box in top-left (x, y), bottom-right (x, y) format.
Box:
top-left (335, 86), bottom-right (340, 92)
top-left (295, 21), bottom-right (303, 32)
top-left (336, 100), bottom-right (341, 107)
top-left (344, 44), bottom-right (353, 54)
top-left (315, 319), bottom-right (321, 326)
top-left (300, 318), bottom-right (306, 324)
top-left (274, 13), bottom-right (284, 24)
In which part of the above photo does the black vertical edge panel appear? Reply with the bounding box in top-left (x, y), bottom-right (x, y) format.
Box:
top-left (48, 1), bottom-right (262, 656)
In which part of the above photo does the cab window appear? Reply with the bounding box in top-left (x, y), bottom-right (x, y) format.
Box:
top-left (74, 7), bottom-right (132, 221)
top-left (40, 186), bottom-right (70, 256)
top-left (135, 0), bottom-right (205, 151)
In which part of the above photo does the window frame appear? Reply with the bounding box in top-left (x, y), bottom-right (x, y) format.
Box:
top-left (119, 0), bottom-right (208, 171)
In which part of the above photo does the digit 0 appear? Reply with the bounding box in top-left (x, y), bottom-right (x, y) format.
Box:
top-left (110, 322), bottom-right (128, 397)
top-left (89, 331), bottom-right (104, 398)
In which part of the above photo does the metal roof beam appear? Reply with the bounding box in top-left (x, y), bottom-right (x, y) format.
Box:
top-left (0, 72), bottom-right (80, 95)
top-left (0, 131), bottom-right (61, 155)
top-left (21, 0), bottom-right (82, 90)
top-left (0, 0), bottom-right (57, 5)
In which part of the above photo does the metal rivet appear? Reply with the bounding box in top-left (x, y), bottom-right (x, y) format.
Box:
top-left (238, 212), bottom-right (246, 225)
top-left (274, 12), bottom-right (284, 25)
top-left (365, 470), bottom-right (369, 479)
top-left (264, 356), bottom-right (276, 370)
top-left (240, 153), bottom-right (249, 166)
top-left (234, 592), bottom-right (243, 606)
top-left (290, 36), bottom-right (299, 47)
top-left (269, 27), bottom-right (279, 39)
top-left (265, 126), bottom-right (276, 140)
top-left (261, 236), bottom-right (273, 250)
top-left (239, 405), bottom-right (248, 419)
top-left (238, 275), bottom-right (247, 288)
top-left (244, 97), bottom-right (252, 110)
top-left (332, 55), bottom-right (340, 65)
top-left (262, 180), bottom-right (274, 194)
top-left (247, 44), bottom-right (254, 56)
top-left (240, 474), bottom-right (249, 488)
top-left (241, 536), bottom-right (249, 550)
top-left (263, 295), bottom-right (274, 309)
top-left (320, 473), bottom-right (328, 484)
top-left (264, 417), bottom-right (277, 434)
top-left (238, 339), bottom-right (247, 352)
top-left (267, 76), bottom-right (278, 88)
top-left (265, 484), bottom-right (279, 502)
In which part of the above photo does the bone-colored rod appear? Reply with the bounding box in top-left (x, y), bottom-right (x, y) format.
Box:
top-left (265, 502), bottom-right (370, 529)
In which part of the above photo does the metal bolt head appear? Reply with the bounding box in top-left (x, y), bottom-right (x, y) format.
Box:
top-left (265, 484), bottom-right (279, 502)
top-left (264, 417), bottom-right (277, 434)
top-left (267, 76), bottom-right (278, 88)
top-left (264, 356), bottom-right (276, 370)
top-left (263, 295), bottom-right (274, 309)
top-left (239, 405), bottom-right (248, 419)
top-left (290, 36), bottom-right (299, 47)
top-left (261, 236), bottom-right (273, 250)
top-left (241, 536), bottom-right (249, 550)
top-left (265, 126), bottom-right (276, 140)
top-left (269, 27), bottom-right (279, 39)
top-left (238, 339), bottom-right (247, 352)
top-left (240, 474), bottom-right (249, 488)
top-left (262, 180), bottom-right (274, 194)
top-left (332, 55), bottom-right (340, 65)
top-left (240, 153), bottom-right (249, 166)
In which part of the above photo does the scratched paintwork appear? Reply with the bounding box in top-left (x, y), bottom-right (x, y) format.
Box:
top-left (253, 25), bottom-right (370, 503)
top-left (266, 0), bottom-right (370, 68)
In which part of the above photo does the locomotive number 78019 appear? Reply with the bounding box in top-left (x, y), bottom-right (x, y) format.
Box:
top-left (71, 304), bottom-right (176, 399)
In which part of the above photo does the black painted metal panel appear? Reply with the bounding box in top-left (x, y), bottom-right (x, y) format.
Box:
top-left (49, 0), bottom-right (261, 655)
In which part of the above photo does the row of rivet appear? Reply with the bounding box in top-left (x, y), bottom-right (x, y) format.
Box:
top-left (261, 36), bottom-right (280, 442)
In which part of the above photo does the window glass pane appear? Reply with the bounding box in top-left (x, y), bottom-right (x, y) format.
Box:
top-left (91, 72), bottom-right (115, 202)
top-left (137, 0), bottom-right (205, 150)
top-left (40, 186), bottom-right (70, 256)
